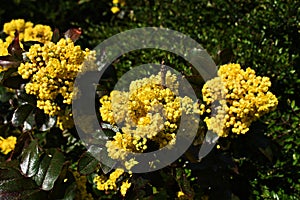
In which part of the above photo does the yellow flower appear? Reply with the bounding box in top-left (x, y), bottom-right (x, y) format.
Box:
top-left (94, 168), bottom-right (131, 196)
top-left (112, 0), bottom-right (119, 4)
top-left (3, 19), bottom-right (33, 40)
top-left (3, 19), bottom-right (52, 44)
top-left (100, 70), bottom-right (199, 160)
top-left (120, 180), bottom-right (131, 196)
top-left (0, 136), bottom-right (17, 155)
top-left (111, 6), bottom-right (120, 13)
top-left (201, 63), bottom-right (278, 137)
top-left (177, 191), bottom-right (185, 197)
top-left (18, 38), bottom-right (95, 130)
top-left (0, 39), bottom-right (10, 72)
top-left (0, 39), bottom-right (9, 56)
top-left (94, 168), bottom-right (127, 192)
top-left (24, 24), bottom-right (53, 43)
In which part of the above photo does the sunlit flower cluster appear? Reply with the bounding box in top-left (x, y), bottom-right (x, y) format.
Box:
top-left (111, 0), bottom-right (126, 14)
top-left (0, 39), bottom-right (9, 56)
top-left (100, 71), bottom-right (199, 161)
top-left (0, 39), bottom-right (10, 73)
top-left (3, 19), bottom-right (52, 44)
top-left (18, 38), bottom-right (92, 129)
top-left (0, 19), bottom-right (53, 72)
top-left (0, 136), bottom-right (17, 155)
top-left (93, 168), bottom-right (131, 196)
top-left (201, 63), bottom-right (278, 137)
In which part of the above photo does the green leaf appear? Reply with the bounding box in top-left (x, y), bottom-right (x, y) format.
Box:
top-left (0, 85), bottom-right (14, 102)
top-left (2, 75), bottom-right (27, 89)
top-left (20, 140), bottom-right (40, 177)
top-left (0, 167), bottom-right (47, 200)
top-left (258, 146), bottom-right (273, 162)
top-left (78, 152), bottom-right (100, 175)
top-left (33, 149), bottom-right (65, 191)
top-left (0, 67), bottom-right (18, 83)
top-left (16, 90), bottom-right (36, 105)
top-left (62, 182), bottom-right (77, 200)
top-left (11, 104), bottom-right (34, 127)
top-left (34, 109), bottom-right (56, 131)
top-left (0, 55), bottom-right (21, 68)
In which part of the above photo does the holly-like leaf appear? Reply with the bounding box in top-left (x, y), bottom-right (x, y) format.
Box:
top-left (8, 31), bottom-right (23, 59)
top-left (0, 167), bottom-right (47, 199)
top-left (52, 28), bottom-right (60, 43)
top-left (216, 48), bottom-right (234, 65)
top-left (0, 55), bottom-right (21, 68)
top-left (34, 109), bottom-right (56, 131)
top-left (64, 27), bottom-right (82, 42)
top-left (16, 90), bottom-right (36, 105)
top-left (11, 104), bottom-right (34, 127)
top-left (0, 64), bottom-right (18, 85)
top-left (88, 145), bottom-right (116, 174)
top-left (22, 41), bottom-right (43, 52)
top-left (2, 75), bottom-right (27, 89)
top-left (33, 149), bottom-right (65, 191)
top-left (20, 140), bottom-right (40, 177)
top-left (78, 152), bottom-right (100, 175)
top-left (62, 182), bottom-right (77, 200)
top-left (258, 146), bottom-right (273, 162)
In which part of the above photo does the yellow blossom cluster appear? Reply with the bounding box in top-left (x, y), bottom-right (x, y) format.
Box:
top-left (201, 63), bottom-right (278, 137)
top-left (111, 0), bottom-right (126, 14)
top-left (3, 19), bottom-right (53, 44)
top-left (0, 19), bottom-right (53, 72)
top-left (73, 171), bottom-right (93, 200)
top-left (100, 71), bottom-right (199, 161)
top-left (18, 38), bottom-right (92, 129)
top-left (0, 136), bottom-right (17, 155)
top-left (0, 39), bottom-right (10, 73)
top-left (177, 191), bottom-right (190, 199)
top-left (0, 39), bottom-right (9, 56)
top-left (93, 168), bottom-right (131, 196)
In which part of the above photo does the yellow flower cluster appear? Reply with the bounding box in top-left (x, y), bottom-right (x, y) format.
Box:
top-left (100, 71), bottom-right (199, 161)
top-left (93, 168), bottom-right (131, 196)
top-left (3, 19), bottom-right (52, 44)
top-left (73, 171), bottom-right (93, 200)
top-left (0, 19), bottom-right (53, 72)
top-left (0, 39), bottom-right (9, 56)
top-left (177, 191), bottom-right (190, 199)
top-left (0, 39), bottom-right (10, 73)
top-left (18, 38), bottom-right (92, 129)
top-left (0, 136), bottom-right (17, 155)
top-left (111, 0), bottom-right (126, 14)
top-left (201, 63), bottom-right (278, 137)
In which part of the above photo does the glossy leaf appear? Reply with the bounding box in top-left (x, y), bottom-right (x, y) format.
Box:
top-left (0, 167), bottom-right (47, 199)
top-left (0, 55), bottom-right (21, 68)
top-left (52, 28), bottom-right (60, 43)
top-left (33, 149), bottom-right (65, 191)
top-left (8, 31), bottom-right (23, 59)
top-left (0, 66), bottom-right (18, 83)
top-left (22, 41), bottom-right (43, 52)
top-left (34, 109), bottom-right (56, 131)
top-left (78, 152), bottom-right (99, 175)
top-left (20, 140), bottom-right (40, 177)
top-left (2, 75), bottom-right (27, 89)
top-left (64, 27), bottom-right (82, 42)
top-left (16, 90), bottom-right (36, 105)
top-left (11, 104), bottom-right (34, 127)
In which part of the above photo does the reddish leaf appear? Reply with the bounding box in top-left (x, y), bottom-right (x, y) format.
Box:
top-left (64, 27), bottom-right (82, 42)
top-left (8, 31), bottom-right (23, 59)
